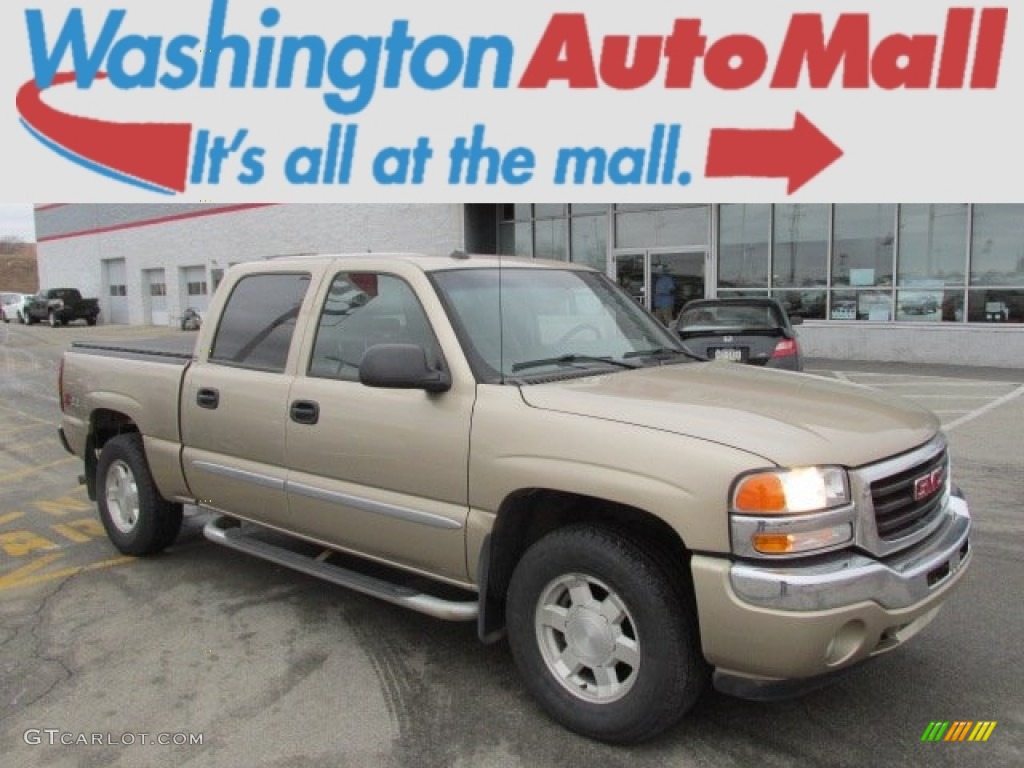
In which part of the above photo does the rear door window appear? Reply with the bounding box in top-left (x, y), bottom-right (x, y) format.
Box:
top-left (209, 273), bottom-right (312, 372)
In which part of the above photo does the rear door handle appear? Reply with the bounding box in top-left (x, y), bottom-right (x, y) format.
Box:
top-left (290, 400), bottom-right (320, 425)
top-left (196, 388), bottom-right (220, 409)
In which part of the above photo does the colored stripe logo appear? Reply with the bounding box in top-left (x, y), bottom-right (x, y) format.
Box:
top-left (16, 72), bottom-right (193, 195)
top-left (921, 721), bottom-right (997, 742)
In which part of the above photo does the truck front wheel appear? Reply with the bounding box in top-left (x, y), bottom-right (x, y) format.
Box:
top-left (506, 525), bottom-right (707, 745)
top-left (96, 434), bottom-right (183, 556)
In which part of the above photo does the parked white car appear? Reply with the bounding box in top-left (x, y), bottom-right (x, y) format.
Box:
top-left (1, 292), bottom-right (31, 323)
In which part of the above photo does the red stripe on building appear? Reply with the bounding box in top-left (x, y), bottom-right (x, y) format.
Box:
top-left (38, 203), bottom-right (280, 243)
top-left (35, 204), bottom-right (68, 211)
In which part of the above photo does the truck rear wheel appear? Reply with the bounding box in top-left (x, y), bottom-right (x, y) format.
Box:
top-left (96, 434), bottom-right (183, 556)
top-left (506, 525), bottom-right (707, 745)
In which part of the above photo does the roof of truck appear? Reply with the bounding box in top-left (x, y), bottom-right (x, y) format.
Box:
top-left (253, 252), bottom-right (595, 273)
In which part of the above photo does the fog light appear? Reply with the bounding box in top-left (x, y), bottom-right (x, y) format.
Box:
top-left (825, 619), bottom-right (867, 666)
top-left (752, 524), bottom-right (852, 555)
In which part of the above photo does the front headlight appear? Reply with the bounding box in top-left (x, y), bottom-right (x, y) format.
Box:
top-left (732, 467), bottom-right (849, 515)
top-left (730, 467), bottom-right (854, 558)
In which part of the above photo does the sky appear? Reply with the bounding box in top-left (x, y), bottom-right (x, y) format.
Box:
top-left (0, 204), bottom-right (36, 241)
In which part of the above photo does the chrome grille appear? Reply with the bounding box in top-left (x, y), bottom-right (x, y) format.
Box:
top-left (870, 448), bottom-right (948, 540)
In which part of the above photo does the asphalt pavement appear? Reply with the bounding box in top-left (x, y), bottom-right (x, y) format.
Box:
top-left (1, 322), bottom-right (1021, 767)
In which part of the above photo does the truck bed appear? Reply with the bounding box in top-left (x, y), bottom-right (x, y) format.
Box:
top-left (69, 335), bottom-right (196, 364)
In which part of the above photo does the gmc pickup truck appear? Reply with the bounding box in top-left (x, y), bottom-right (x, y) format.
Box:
top-left (26, 288), bottom-right (101, 326)
top-left (56, 253), bottom-right (972, 744)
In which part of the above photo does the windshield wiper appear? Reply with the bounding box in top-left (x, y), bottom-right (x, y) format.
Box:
top-left (624, 346), bottom-right (707, 363)
top-left (511, 354), bottom-right (640, 373)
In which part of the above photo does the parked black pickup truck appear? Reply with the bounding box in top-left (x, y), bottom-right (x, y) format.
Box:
top-left (26, 288), bottom-right (101, 327)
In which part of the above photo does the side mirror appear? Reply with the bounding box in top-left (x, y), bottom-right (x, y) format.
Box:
top-left (359, 344), bottom-right (451, 394)
top-left (789, 315), bottom-right (804, 326)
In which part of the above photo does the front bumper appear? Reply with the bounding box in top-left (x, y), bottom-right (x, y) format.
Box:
top-left (692, 495), bottom-right (971, 693)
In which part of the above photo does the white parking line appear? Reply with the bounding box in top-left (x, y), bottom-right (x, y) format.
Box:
top-left (902, 394), bottom-right (1003, 400)
top-left (944, 383), bottom-right (1024, 432)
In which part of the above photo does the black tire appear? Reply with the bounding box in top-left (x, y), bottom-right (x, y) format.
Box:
top-left (25, 313), bottom-right (36, 325)
top-left (506, 525), bottom-right (708, 745)
top-left (96, 433), bottom-right (183, 556)
top-left (86, 317), bottom-right (97, 326)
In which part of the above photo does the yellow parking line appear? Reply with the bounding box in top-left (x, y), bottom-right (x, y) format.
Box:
top-left (0, 555), bottom-right (134, 591)
top-left (0, 457), bottom-right (75, 483)
top-left (0, 553), bottom-right (64, 589)
top-left (0, 511), bottom-right (25, 527)
top-left (0, 403), bottom-right (54, 425)
top-left (3, 437), bottom-right (63, 452)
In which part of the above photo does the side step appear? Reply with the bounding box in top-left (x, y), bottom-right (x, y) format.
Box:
top-left (203, 516), bottom-right (478, 622)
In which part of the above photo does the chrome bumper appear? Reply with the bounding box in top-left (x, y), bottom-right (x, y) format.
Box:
top-left (730, 495), bottom-right (971, 612)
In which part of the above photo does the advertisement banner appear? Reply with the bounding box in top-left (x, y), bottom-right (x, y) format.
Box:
top-left (0, 0), bottom-right (1020, 202)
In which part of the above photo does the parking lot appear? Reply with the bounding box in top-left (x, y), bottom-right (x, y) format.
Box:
top-left (1, 321), bottom-right (1022, 767)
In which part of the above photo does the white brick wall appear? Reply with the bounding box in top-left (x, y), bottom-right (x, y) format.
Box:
top-left (38, 204), bottom-right (465, 326)
top-left (797, 322), bottom-right (1024, 367)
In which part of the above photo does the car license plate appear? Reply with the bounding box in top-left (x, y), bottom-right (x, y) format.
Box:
top-left (712, 347), bottom-right (745, 362)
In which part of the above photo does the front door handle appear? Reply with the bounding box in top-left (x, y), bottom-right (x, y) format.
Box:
top-left (290, 400), bottom-right (320, 425)
top-left (196, 387), bottom-right (219, 409)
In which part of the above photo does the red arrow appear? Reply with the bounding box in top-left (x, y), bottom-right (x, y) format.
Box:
top-left (705, 113), bottom-right (843, 195)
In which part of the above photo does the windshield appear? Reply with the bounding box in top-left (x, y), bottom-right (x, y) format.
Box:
top-left (678, 303), bottom-right (782, 331)
top-left (432, 268), bottom-right (685, 381)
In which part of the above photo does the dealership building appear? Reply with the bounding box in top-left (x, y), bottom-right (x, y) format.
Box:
top-left (34, 203), bottom-right (1024, 367)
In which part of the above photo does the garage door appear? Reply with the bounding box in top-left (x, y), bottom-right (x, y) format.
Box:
top-left (181, 266), bottom-right (210, 317)
top-left (144, 268), bottom-right (168, 326)
top-left (104, 259), bottom-right (129, 324)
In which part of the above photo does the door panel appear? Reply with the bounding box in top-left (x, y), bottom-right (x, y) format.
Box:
top-left (181, 367), bottom-right (292, 528)
top-left (285, 381), bottom-right (473, 580)
top-left (179, 271), bottom-right (313, 529)
top-left (285, 270), bottom-right (473, 582)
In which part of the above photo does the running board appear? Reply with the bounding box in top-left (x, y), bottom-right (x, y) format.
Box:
top-left (203, 516), bottom-right (478, 622)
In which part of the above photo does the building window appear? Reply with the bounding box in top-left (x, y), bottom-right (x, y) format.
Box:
top-left (187, 281), bottom-right (208, 296)
top-left (774, 289), bottom-right (827, 320)
top-left (570, 214), bottom-right (608, 271)
top-left (615, 205), bottom-right (708, 249)
top-left (832, 205), bottom-right (896, 288)
top-left (896, 204), bottom-right (967, 322)
top-left (971, 204), bottom-right (1024, 286)
top-left (772, 204), bottom-right (829, 289)
top-left (497, 204), bottom-right (611, 270)
top-left (109, 285), bottom-right (127, 297)
top-left (149, 283), bottom-right (167, 297)
top-left (534, 219), bottom-right (568, 261)
top-left (967, 205), bottom-right (1024, 323)
top-left (967, 289), bottom-right (1023, 323)
top-left (719, 204), bottom-right (770, 289)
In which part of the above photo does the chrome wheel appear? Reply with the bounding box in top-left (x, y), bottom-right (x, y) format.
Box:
top-left (534, 573), bottom-right (641, 704)
top-left (105, 459), bottom-right (140, 534)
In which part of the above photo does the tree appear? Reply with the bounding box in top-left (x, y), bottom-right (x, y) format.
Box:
top-left (0, 236), bottom-right (27, 255)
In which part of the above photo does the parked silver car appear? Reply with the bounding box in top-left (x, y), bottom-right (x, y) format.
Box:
top-left (1, 292), bottom-right (30, 323)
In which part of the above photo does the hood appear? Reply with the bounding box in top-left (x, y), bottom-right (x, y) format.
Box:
top-left (519, 362), bottom-right (939, 468)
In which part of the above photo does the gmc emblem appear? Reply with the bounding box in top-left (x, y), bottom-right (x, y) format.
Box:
top-left (913, 467), bottom-right (945, 501)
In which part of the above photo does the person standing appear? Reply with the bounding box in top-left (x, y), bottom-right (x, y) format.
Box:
top-left (653, 264), bottom-right (676, 325)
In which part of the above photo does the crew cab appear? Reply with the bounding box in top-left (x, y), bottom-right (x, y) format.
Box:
top-left (56, 254), bottom-right (972, 744)
top-left (27, 288), bottom-right (100, 326)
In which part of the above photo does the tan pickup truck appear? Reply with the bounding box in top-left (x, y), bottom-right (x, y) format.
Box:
top-left (56, 253), bottom-right (972, 744)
